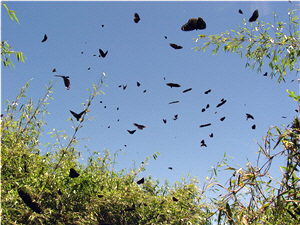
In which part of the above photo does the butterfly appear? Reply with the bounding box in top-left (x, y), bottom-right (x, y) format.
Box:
top-left (252, 124), bottom-right (256, 129)
top-left (209, 133), bottom-right (213, 138)
top-left (166, 83), bottom-right (181, 88)
top-left (216, 100), bottom-right (227, 108)
top-left (246, 113), bottom-right (254, 120)
top-left (127, 130), bottom-right (136, 134)
top-left (143, 90), bottom-right (146, 93)
top-left (123, 84), bottom-right (127, 90)
top-left (70, 110), bottom-right (85, 121)
top-left (98, 194), bottom-right (104, 198)
top-left (181, 17), bottom-right (206, 31)
top-left (136, 177), bottom-right (144, 184)
top-left (164, 36), bottom-right (167, 39)
top-left (183, 88), bottom-right (192, 93)
top-left (58, 189), bottom-right (63, 195)
top-left (220, 116), bottom-right (226, 121)
top-left (54, 75), bottom-right (70, 90)
top-left (69, 168), bottom-right (80, 178)
top-left (137, 82), bottom-right (141, 87)
top-left (168, 167), bottom-right (173, 170)
top-left (206, 104), bottom-right (210, 109)
top-left (204, 89), bottom-right (211, 94)
top-left (199, 123), bottom-right (211, 128)
top-left (18, 188), bottom-right (43, 214)
top-left (41, 34), bottom-right (47, 42)
top-left (172, 196), bottom-right (179, 202)
top-left (169, 43), bottom-right (183, 49)
top-left (239, 9), bottom-right (243, 14)
top-left (263, 72), bottom-right (268, 76)
top-left (134, 13), bottom-right (140, 23)
top-left (249, 9), bottom-right (259, 22)
top-left (200, 139), bottom-right (207, 147)
top-left (52, 68), bottom-right (56, 72)
top-left (99, 49), bottom-right (108, 58)
top-left (133, 123), bottom-right (146, 130)
top-left (163, 119), bottom-right (167, 124)
top-left (169, 101), bottom-right (179, 104)
top-left (173, 114), bottom-right (178, 120)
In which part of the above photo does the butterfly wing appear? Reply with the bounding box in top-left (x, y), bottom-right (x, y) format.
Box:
top-left (196, 17), bottom-right (206, 30)
top-left (134, 13), bottom-right (140, 23)
top-left (18, 188), bottom-right (33, 206)
top-left (63, 77), bottom-right (70, 90)
top-left (249, 9), bottom-right (259, 22)
top-left (169, 43), bottom-right (183, 49)
top-left (70, 110), bottom-right (80, 121)
top-left (181, 18), bottom-right (198, 31)
top-left (136, 177), bottom-right (144, 184)
top-left (41, 34), bottom-right (47, 42)
top-left (69, 168), bottom-right (79, 178)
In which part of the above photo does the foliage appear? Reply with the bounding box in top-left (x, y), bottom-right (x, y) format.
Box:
top-left (1, 75), bottom-right (212, 224)
top-left (1, 2), bottom-right (26, 68)
top-left (193, 6), bottom-right (300, 83)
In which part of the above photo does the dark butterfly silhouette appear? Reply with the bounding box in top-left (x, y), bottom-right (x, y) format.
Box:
top-left (282, 116), bottom-right (287, 118)
top-left (249, 9), bottom-right (259, 22)
top-left (201, 108), bottom-right (205, 112)
top-left (143, 90), bottom-right (146, 93)
top-left (200, 141), bottom-right (207, 147)
top-left (54, 75), bottom-right (71, 90)
top-left (102, 25), bottom-right (104, 27)
top-left (88, 67), bottom-right (90, 70)
top-left (164, 77), bottom-right (166, 80)
top-left (209, 133), bottom-right (213, 138)
top-left (134, 13), bottom-right (140, 23)
top-left (137, 82), bottom-right (141, 87)
top-left (100, 101), bottom-right (102, 103)
top-left (163, 119), bottom-right (167, 124)
top-left (220, 116), bottom-right (226, 121)
top-left (137, 177), bottom-right (144, 184)
top-left (204, 89), bottom-right (211, 94)
top-left (166, 83), bottom-right (181, 88)
top-left (117, 107), bottom-right (119, 110)
top-left (199, 123), bottom-right (211, 128)
top-left (168, 167), bottom-right (173, 170)
top-left (69, 168), bottom-right (80, 178)
top-left (125, 203), bottom-right (136, 211)
top-left (58, 189), bottom-right (62, 195)
top-left (93, 54), bottom-right (96, 56)
top-left (52, 68), bottom-right (56, 72)
top-left (108, 126), bottom-right (110, 128)
top-left (98, 194), bottom-right (104, 198)
top-left (18, 188), bottom-right (43, 214)
top-left (99, 49), bottom-right (108, 58)
top-left (133, 123), bottom-right (146, 130)
top-left (246, 113), bottom-right (254, 120)
top-left (169, 43), bottom-right (183, 49)
top-left (164, 36), bottom-right (167, 39)
top-left (104, 106), bottom-right (106, 108)
top-left (252, 124), bottom-right (256, 129)
top-left (123, 84), bottom-right (127, 90)
top-left (263, 72), bottom-right (268, 76)
top-left (81, 52), bottom-right (84, 54)
top-left (169, 101), bottom-right (179, 104)
top-left (183, 88), bottom-right (192, 93)
top-left (172, 196), bottom-right (179, 202)
top-left (127, 130), bottom-right (136, 134)
top-left (206, 104), bottom-right (210, 109)
top-left (173, 114), bottom-right (178, 120)
top-left (181, 17), bottom-right (206, 31)
top-left (239, 9), bottom-right (243, 14)
top-left (41, 34), bottom-right (47, 42)
top-left (216, 100), bottom-right (227, 108)
top-left (70, 110), bottom-right (85, 121)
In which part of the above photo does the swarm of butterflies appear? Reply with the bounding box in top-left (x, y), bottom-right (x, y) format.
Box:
top-left (17, 9), bottom-right (261, 215)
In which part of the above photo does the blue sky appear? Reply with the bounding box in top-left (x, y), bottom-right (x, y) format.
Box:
top-left (2, 1), bottom-right (298, 189)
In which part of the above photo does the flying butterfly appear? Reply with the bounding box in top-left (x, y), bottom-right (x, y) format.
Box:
top-left (249, 9), bottom-right (259, 22)
top-left (18, 188), bottom-right (43, 214)
top-left (263, 72), bottom-right (268, 76)
top-left (137, 82), bottom-right (141, 87)
top-left (166, 83), bottom-right (181, 88)
top-left (204, 89), bottom-right (211, 94)
top-left (169, 101), bottom-right (179, 104)
top-left (252, 124), bottom-right (256, 130)
top-left (173, 114), bottom-right (178, 120)
top-left (134, 13), bottom-right (140, 23)
top-left (163, 119), bottom-right (167, 124)
top-left (143, 90), bottom-right (146, 93)
top-left (70, 110), bottom-right (85, 121)
top-left (216, 100), bottom-right (227, 108)
top-left (172, 196), bottom-right (179, 202)
top-left (168, 167), bottom-right (173, 170)
top-left (123, 84), bottom-right (127, 90)
top-left (133, 123), bottom-right (146, 130)
top-left (136, 177), bottom-right (144, 184)
top-left (69, 168), bottom-right (80, 178)
top-left (209, 133), bottom-right (213, 138)
top-left (206, 104), bottom-right (210, 109)
top-left (246, 113), bottom-right (254, 120)
top-left (199, 123), bottom-right (211, 128)
top-left (239, 9), bottom-right (243, 14)
top-left (41, 34), bottom-right (47, 42)
top-left (183, 88), bottom-right (192, 93)
top-left (181, 17), bottom-right (206, 31)
top-left (220, 116), bottom-right (226, 121)
top-left (169, 43), bottom-right (183, 50)
top-left (54, 75), bottom-right (70, 90)
top-left (99, 49), bottom-right (108, 58)
top-left (52, 68), bottom-right (56, 72)
top-left (127, 130), bottom-right (136, 134)
top-left (201, 108), bottom-right (206, 112)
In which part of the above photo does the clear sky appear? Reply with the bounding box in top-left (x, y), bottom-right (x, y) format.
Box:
top-left (2, 1), bottom-right (298, 189)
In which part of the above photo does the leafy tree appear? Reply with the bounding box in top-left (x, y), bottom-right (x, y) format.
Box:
top-left (194, 4), bottom-right (300, 83)
top-left (1, 2), bottom-right (26, 68)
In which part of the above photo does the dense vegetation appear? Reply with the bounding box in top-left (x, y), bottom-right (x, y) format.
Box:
top-left (2, 2), bottom-right (300, 224)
